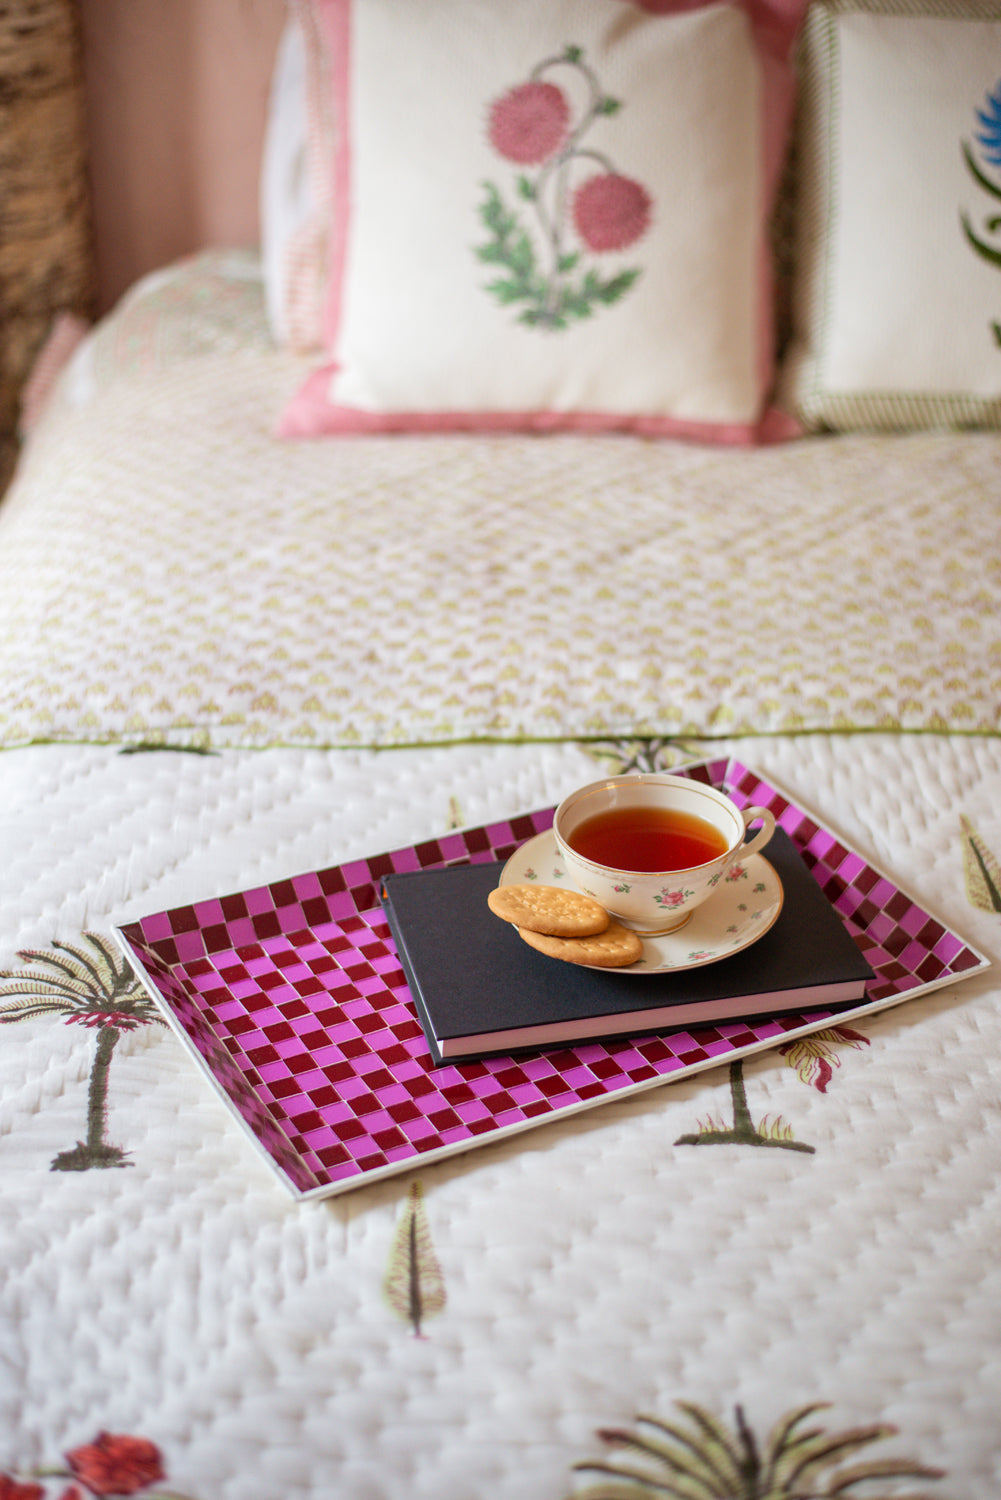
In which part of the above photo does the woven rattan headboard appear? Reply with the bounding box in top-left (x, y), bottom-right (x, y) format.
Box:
top-left (0, 0), bottom-right (95, 486)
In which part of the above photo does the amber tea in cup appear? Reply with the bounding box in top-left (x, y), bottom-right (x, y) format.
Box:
top-left (567, 804), bottom-right (729, 873)
top-left (553, 773), bottom-right (776, 935)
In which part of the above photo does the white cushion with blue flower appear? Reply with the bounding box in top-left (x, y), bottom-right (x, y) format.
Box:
top-left (780, 0), bottom-right (1001, 430)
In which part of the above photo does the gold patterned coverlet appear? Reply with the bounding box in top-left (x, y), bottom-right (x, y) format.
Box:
top-left (0, 256), bottom-right (998, 752)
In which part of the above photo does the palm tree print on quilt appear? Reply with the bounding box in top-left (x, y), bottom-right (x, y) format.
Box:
top-left (569, 1401), bottom-right (944, 1498)
top-left (0, 933), bottom-right (167, 1172)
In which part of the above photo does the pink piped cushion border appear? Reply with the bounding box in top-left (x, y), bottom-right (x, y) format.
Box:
top-left (280, 362), bottom-right (803, 444)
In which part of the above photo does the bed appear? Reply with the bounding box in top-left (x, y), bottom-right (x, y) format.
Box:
top-left (2, 1), bottom-right (1000, 1496)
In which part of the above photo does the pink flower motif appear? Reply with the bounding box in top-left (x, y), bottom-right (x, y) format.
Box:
top-left (657, 889), bottom-right (688, 909)
top-left (573, 172), bottom-right (652, 252)
top-left (0, 1476), bottom-right (45, 1500)
top-left (488, 81), bottom-right (571, 165)
top-left (64, 1433), bottom-right (165, 1496)
top-left (778, 1025), bottom-right (871, 1094)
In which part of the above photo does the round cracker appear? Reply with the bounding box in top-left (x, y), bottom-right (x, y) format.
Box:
top-left (488, 883), bottom-right (610, 937)
top-left (519, 919), bottom-right (644, 969)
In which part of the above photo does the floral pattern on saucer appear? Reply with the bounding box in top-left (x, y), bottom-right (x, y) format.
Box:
top-left (500, 831), bottom-right (783, 975)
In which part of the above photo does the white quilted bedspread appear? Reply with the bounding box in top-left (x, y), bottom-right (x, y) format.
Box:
top-left (1, 731), bottom-right (1001, 1496)
top-left (2, 255), bottom-right (1001, 1497)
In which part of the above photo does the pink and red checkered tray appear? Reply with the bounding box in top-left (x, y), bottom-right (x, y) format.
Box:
top-left (114, 759), bottom-right (988, 1200)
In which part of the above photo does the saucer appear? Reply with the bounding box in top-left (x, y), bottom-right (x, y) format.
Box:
top-left (499, 830), bottom-right (783, 974)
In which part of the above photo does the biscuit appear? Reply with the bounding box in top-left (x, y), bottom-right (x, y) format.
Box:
top-left (519, 920), bottom-right (644, 969)
top-left (487, 882), bottom-right (609, 937)
top-left (486, 876), bottom-right (612, 936)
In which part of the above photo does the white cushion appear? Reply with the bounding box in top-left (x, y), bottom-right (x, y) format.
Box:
top-left (780, 0), bottom-right (1001, 430)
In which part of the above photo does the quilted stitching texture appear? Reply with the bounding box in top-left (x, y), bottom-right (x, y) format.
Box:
top-left (1, 733), bottom-right (1000, 1496)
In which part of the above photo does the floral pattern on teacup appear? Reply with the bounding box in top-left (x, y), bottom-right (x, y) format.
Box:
top-left (654, 887), bottom-right (694, 909)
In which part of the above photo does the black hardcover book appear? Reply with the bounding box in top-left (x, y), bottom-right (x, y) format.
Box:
top-left (380, 828), bottom-right (874, 1065)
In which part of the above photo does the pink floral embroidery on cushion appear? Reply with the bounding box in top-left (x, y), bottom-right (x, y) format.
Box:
top-left (573, 172), bottom-right (652, 253)
top-left (477, 44), bottom-right (653, 330)
top-left (488, 81), bottom-right (571, 166)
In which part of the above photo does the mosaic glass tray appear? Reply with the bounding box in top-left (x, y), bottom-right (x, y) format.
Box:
top-left (114, 758), bottom-right (989, 1201)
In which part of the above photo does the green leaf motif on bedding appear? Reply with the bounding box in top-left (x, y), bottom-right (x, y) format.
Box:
top-left (568, 1400), bottom-right (944, 1498)
top-left (477, 45), bottom-right (651, 330)
top-left (384, 1180), bottom-right (447, 1338)
top-left (961, 814), bottom-right (1001, 914)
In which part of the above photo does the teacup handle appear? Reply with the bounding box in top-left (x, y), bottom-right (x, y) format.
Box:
top-left (731, 805), bottom-right (775, 865)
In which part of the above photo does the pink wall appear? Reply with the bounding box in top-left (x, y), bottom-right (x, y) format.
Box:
top-left (79, 0), bottom-right (286, 314)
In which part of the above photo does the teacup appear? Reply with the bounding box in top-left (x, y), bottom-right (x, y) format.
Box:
top-left (553, 773), bottom-right (776, 935)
